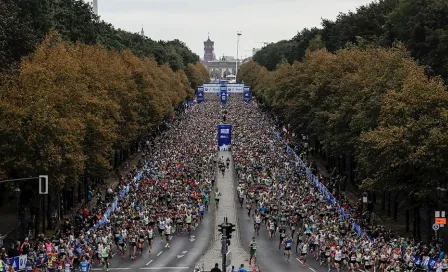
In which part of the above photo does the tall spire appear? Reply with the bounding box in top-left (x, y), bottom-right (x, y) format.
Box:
top-left (208, 32), bottom-right (210, 40)
top-left (141, 25), bottom-right (145, 37)
top-left (92, 0), bottom-right (98, 15)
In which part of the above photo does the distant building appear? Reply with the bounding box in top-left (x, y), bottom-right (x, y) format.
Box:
top-left (202, 35), bottom-right (241, 79)
top-left (223, 56), bottom-right (235, 61)
top-left (203, 34), bottom-right (215, 62)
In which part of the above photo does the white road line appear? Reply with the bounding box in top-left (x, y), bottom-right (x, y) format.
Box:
top-left (91, 269), bottom-right (131, 271)
top-left (139, 267), bottom-right (189, 270)
top-left (296, 258), bottom-right (303, 264)
top-left (112, 252), bottom-right (117, 257)
top-left (146, 260), bottom-right (153, 265)
top-left (309, 268), bottom-right (317, 272)
top-left (157, 251), bottom-right (163, 256)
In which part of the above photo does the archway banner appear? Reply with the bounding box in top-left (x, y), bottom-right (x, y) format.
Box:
top-left (203, 84), bottom-right (245, 93)
top-left (220, 86), bottom-right (227, 104)
top-left (243, 87), bottom-right (251, 103)
top-left (197, 87), bottom-right (205, 103)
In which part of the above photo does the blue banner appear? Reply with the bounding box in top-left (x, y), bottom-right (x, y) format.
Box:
top-left (243, 87), bottom-right (251, 103)
top-left (197, 87), bottom-right (204, 103)
top-left (220, 85), bottom-right (227, 105)
top-left (218, 124), bottom-right (232, 151)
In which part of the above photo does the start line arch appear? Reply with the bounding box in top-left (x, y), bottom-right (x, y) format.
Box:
top-left (196, 84), bottom-right (251, 103)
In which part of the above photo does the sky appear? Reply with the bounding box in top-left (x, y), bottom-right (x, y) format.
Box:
top-left (90, 0), bottom-right (374, 59)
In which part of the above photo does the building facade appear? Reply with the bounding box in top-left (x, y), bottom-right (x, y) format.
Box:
top-left (203, 35), bottom-right (215, 62)
top-left (202, 35), bottom-right (242, 78)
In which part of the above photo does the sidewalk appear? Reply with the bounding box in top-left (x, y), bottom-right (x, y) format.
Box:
top-left (195, 151), bottom-right (259, 272)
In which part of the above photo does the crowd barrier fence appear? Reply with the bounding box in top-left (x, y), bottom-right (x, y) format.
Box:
top-left (272, 129), bottom-right (440, 271)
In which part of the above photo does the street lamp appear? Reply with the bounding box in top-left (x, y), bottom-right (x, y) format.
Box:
top-left (15, 187), bottom-right (21, 239)
top-left (236, 31), bottom-right (242, 80)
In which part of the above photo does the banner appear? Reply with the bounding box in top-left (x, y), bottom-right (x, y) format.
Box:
top-left (197, 87), bottom-right (204, 103)
top-left (227, 86), bottom-right (244, 93)
top-left (220, 86), bottom-right (227, 105)
top-left (218, 124), bottom-right (232, 151)
top-left (203, 84), bottom-right (245, 93)
top-left (243, 87), bottom-right (251, 103)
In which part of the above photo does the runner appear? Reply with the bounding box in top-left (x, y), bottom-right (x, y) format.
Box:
top-left (249, 237), bottom-right (257, 266)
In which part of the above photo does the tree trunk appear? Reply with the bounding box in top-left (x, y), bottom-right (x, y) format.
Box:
top-left (381, 190), bottom-right (386, 211)
top-left (393, 192), bottom-right (399, 221)
top-left (416, 205), bottom-right (422, 241)
top-left (413, 205), bottom-right (417, 238)
top-left (47, 194), bottom-right (52, 229)
top-left (426, 198), bottom-right (432, 242)
top-left (387, 191), bottom-right (391, 217)
top-left (406, 208), bottom-right (410, 232)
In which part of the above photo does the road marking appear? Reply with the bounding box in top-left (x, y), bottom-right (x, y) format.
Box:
top-left (189, 235), bottom-right (195, 242)
top-left (296, 258), bottom-right (303, 264)
top-left (177, 254), bottom-right (184, 258)
top-left (112, 252), bottom-right (117, 257)
top-left (146, 260), bottom-right (153, 265)
top-left (139, 267), bottom-right (189, 270)
top-left (91, 269), bottom-right (130, 271)
top-left (157, 251), bottom-right (163, 256)
top-left (309, 268), bottom-right (317, 272)
top-left (182, 250), bottom-right (188, 254)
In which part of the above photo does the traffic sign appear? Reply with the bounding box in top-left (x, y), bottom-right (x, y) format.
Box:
top-left (433, 223), bottom-right (440, 231)
top-left (435, 218), bottom-right (446, 225)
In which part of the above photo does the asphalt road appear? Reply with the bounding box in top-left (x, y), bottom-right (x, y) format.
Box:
top-left (91, 208), bottom-right (214, 271)
top-left (237, 199), bottom-right (331, 272)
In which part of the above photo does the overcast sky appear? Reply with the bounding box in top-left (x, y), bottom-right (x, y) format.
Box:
top-left (91, 0), bottom-right (374, 59)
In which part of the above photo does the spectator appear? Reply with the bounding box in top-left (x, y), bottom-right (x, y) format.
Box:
top-left (210, 263), bottom-right (221, 272)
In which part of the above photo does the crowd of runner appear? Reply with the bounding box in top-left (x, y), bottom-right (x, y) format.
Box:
top-left (229, 96), bottom-right (445, 272)
top-left (0, 98), bottom-right (222, 272)
top-left (1, 92), bottom-right (445, 272)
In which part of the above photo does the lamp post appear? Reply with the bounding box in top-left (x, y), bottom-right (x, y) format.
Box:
top-left (236, 31), bottom-right (242, 80)
top-left (15, 187), bottom-right (21, 239)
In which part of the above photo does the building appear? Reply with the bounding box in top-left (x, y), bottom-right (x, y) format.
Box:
top-left (201, 35), bottom-right (242, 79)
top-left (203, 34), bottom-right (215, 62)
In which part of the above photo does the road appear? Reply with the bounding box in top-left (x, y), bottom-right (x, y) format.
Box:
top-left (237, 198), bottom-right (329, 272)
top-left (90, 208), bottom-right (214, 271)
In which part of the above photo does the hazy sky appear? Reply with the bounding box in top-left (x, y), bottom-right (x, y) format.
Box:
top-left (92, 0), bottom-right (374, 59)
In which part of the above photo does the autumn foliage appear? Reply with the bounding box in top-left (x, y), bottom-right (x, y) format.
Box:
top-left (238, 45), bottom-right (448, 199)
top-left (0, 32), bottom-right (209, 188)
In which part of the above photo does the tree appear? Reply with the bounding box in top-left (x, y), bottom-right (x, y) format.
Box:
top-left (185, 62), bottom-right (210, 91)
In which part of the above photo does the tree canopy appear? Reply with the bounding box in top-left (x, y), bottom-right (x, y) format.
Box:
top-left (253, 0), bottom-right (448, 81)
top-left (0, 0), bottom-right (200, 73)
top-left (0, 29), bottom-right (208, 189)
top-left (238, 44), bottom-right (448, 200)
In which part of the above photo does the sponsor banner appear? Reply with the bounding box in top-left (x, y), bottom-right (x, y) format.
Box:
top-left (203, 84), bottom-right (246, 93)
top-left (243, 87), bottom-right (251, 103)
top-left (218, 124), bottom-right (232, 151)
top-left (220, 86), bottom-right (227, 105)
top-left (197, 87), bottom-right (204, 103)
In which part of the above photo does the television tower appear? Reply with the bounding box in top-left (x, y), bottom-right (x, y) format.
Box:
top-left (92, 0), bottom-right (98, 15)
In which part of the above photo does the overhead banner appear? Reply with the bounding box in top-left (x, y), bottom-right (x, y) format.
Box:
top-left (227, 86), bottom-right (244, 93)
top-left (243, 87), bottom-right (251, 103)
top-left (197, 87), bottom-right (204, 103)
top-left (220, 86), bottom-right (227, 105)
top-left (218, 124), bottom-right (232, 151)
top-left (203, 84), bottom-right (245, 93)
